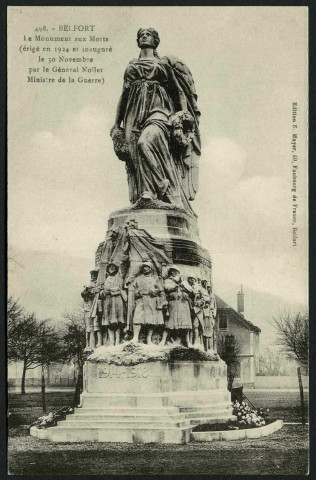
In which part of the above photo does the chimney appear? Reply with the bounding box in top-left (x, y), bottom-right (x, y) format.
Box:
top-left (237, 284), bottom-right (245, 317)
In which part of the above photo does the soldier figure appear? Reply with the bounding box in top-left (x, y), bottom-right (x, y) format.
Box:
top-left (132, 262), bottom-right (167, 344)
top-left (163, 267), bottom-right (193, 347)
top-left (208, 284), bottom-right (217, 352)
top-left (81, 269), bottom-right (98, 350)
top-left (187, 276), bottom-right (204, 349)
top-left (200, 279), bottom-right (213, 351)
top-left (100, 263), bottom-right (127, 346)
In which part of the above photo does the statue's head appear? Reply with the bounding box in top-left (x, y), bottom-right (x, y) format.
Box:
top-left (168, 267), bottom-right (181, 282)
top-left (137, 28), bottom-right (160, 49)
top-left (90, 269), bottom-right (98, 282)
top-left (187, 276), bottom-right (196, 287)
top-left (106, 263), bottom-right (119, 276)
top-left (107, 225), bottom-right (118, 239)
top-left (141, 261), bottom-right (154, 276)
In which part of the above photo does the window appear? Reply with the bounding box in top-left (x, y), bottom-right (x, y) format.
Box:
top-left (219, 314), bottom-right (228, 331)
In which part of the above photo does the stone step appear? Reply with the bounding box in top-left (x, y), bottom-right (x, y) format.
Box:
top-left (170, 391), bottom-right (231, 407)
top-left (81, 393), bottom-right (173, 408)
top-left (179, 403), bottom-right (232, 413)
top-left (81, 391), bottom-right (231, 408)
top-left (34, 424), bottom-right (192, 444)
top-left (190, 415), bottom-right (237, 425)
top-left (74, 406), bottom-right (179, 416)
top-left (184, 409), bottom-right (232, 419)
top-left (61, 419), bottom-right (189, 428)
top-left (69, 413), bottom-right (185, 423)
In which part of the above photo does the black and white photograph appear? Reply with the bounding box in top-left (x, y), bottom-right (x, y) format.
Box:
top-left (7, 5), bottom-right (308, 475)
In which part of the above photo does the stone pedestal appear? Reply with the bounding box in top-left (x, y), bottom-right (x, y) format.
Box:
top-left (33, 350), bottom-right (234, 444)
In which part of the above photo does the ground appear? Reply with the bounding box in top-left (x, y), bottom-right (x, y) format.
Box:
top-left (7, 389), bottom-right (309, 475)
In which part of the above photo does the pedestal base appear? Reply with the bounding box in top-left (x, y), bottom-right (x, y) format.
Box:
top-left (31, 350), bottom-right (233, 444)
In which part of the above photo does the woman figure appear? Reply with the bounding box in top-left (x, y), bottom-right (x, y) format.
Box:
top-left (163, 267), bottom-right (193, 347)
top-left (187, 276), bottom-right (204, 349)
top-left (200, 280), bottom-right (213, 351)
top-left (132, 262), bottom-right (167, 344)
top-left (111, 28), bottom-right (201, 212)
top-left (81, 269), bottom-right (98, 350)
top-left (100, 263), bottom-right (127, 345)
top-left (208, 285), bottom-right (217, 351)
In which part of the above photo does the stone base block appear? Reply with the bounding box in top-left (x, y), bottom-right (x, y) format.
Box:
top-left (30, 359), bottom-right (232, 444)
top-left (31, 425), bottom-right (192, 444)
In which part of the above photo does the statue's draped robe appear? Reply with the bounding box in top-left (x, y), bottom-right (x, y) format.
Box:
top-left (101, 273), bottom-right (126, 326)
top-left (164, 278), bottom-right (192, 330)
top-left (200, 286), bottom-right (213, 338)
top-left (133, 273), bottom-right (165, 326)
top-left (122, 56), bottom-right (200, 212)
top-left (192, 287), bottom-right (205, 331)
top-left (81, 281), bottom-right (96, 333)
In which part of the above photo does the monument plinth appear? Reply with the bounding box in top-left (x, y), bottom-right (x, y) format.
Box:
top-left (33, 344), bottom-right (233, 444)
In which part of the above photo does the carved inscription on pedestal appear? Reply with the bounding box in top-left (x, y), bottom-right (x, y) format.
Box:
top-left (98, 364), bottom-right (148, 379)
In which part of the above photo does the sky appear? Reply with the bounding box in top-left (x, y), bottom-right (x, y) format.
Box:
top-left (8, 6), bottom-right (308, 330)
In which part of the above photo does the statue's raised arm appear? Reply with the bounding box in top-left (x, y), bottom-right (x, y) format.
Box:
top-left (110, 28), bottom-right (201, 215)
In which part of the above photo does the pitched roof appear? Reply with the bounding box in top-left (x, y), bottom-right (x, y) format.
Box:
top-left (215, 295), bottom-right (261, 333)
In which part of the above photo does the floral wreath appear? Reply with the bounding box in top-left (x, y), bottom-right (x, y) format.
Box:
top-left (110, 126), bottom-right (131, 163)
top-left (170, 110), bottom-right (195, 148)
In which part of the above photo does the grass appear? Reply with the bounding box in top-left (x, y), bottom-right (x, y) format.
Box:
top-left (7, 390), bottom-right (309, 475)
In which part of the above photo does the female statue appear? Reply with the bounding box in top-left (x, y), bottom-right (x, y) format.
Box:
top-left (81, 269), bottom-right (98, 350)
top-left (208, 284), bottom-right (217, 351)
top-left (111, 28), bottom-right (201, 213)
top-left (164, 267), bottom-right (193, 347)
top-left (131, 262), bottom-right (167, 344)
top-left (187, 276), bottom-right (204, 349)
top-left (200, 279), bottom-right (213, 351)
top-left (100, 263), bottom-right (127, 346)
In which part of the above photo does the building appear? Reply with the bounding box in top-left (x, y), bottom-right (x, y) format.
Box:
top-left (215, 286), bottom-right (261, 387)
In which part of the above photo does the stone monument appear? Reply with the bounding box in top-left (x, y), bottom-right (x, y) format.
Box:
top-left (34, 28), bottom-right (234, 444)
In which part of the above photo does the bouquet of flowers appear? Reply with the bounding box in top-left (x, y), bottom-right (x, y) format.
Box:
top-left (231, 400), bottom-right (269, 429)
top-left (30, 406), bottom-right (74, 430)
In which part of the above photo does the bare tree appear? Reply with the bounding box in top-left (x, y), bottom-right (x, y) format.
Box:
top-left (35, 324), bottom-right (64, 413)
top-left (62, 306), bottom-right (86, 407)
top-left (7, 296), bottom-right (24, 327)
top-left (8, 308), bottom-right (42, 394)
top-left (7, 297), bottom-right (63, 396)
top-left (273, 311), bottom-right (308, 367)
top-left (259, 347), bottom-right (293, 376)
top-left (217, 334), bottom-right (241, 391)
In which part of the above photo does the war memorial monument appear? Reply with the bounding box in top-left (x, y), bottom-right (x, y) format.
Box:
top-left (31, 28), bottom-right (234, 444)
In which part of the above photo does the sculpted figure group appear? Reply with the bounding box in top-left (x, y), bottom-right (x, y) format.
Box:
top-left (81, 262), bottom-right (217, 352)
